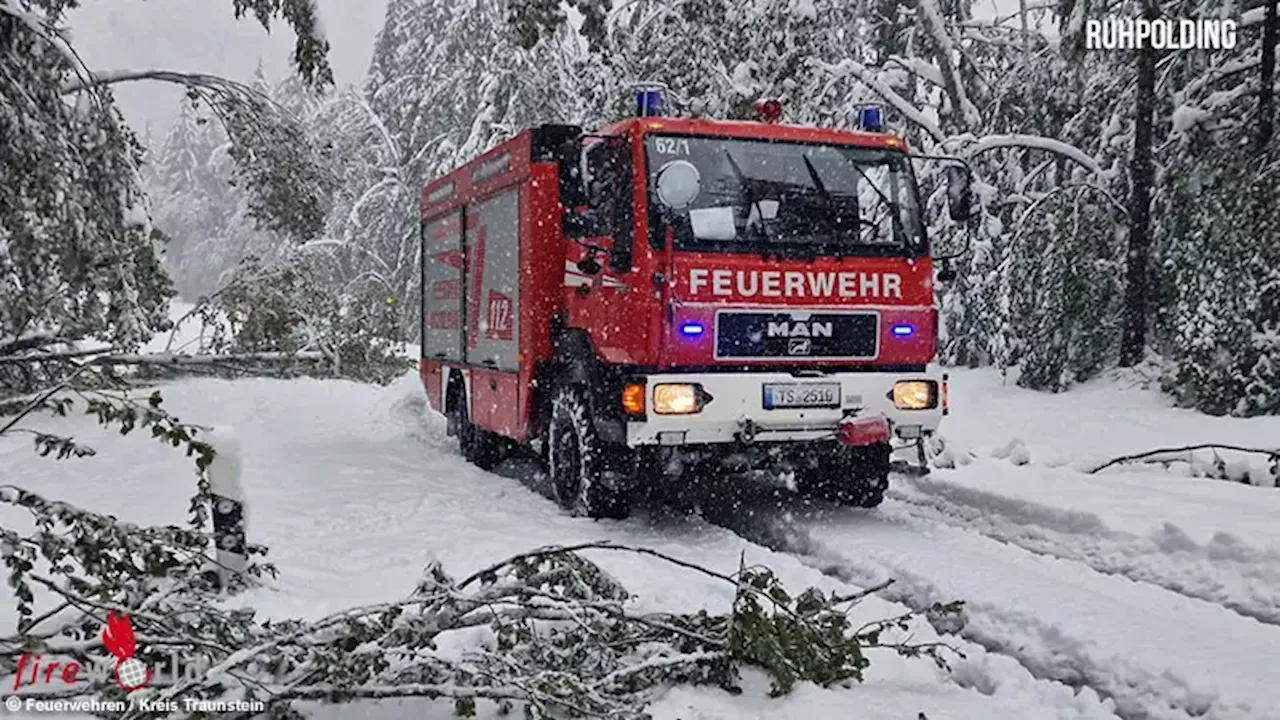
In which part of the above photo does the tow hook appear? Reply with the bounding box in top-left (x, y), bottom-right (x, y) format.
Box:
top-left (736, 417), bottom-right (759, 444)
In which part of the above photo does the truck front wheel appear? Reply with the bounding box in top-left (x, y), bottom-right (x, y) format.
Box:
top-left (548, 385), bottom-right (630, 519)
top-left (797, 442), bottom-right (891, 508)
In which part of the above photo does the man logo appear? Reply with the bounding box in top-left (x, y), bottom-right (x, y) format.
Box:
top-left (788, 338), bottom-right (811, 355)
top-left (768, 321), bottom-right (833, 338)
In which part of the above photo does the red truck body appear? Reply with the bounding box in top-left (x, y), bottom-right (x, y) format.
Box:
top-left (419, 109), bottom-right (951, 516)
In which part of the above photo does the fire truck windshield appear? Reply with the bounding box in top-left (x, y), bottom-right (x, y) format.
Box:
top-left (644, 134), bottom-right (927, 257)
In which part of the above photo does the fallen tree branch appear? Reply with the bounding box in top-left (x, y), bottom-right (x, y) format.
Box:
top-left (0, 349), bottom-right (326, 368)
top-left (92, 351), bottom-right (326, 366)
top-left (1089, 444), bottom-right (1280, 474)
top-left (0, 333), bottom-right (78, 356)
top-left (0, 365), bottom-right (90, 435)
top-left (263, 681), bottom-right (535, 703)
top-left (0, 346), bottom-right (116, 365)
top-left (0, 505), bottom-right (964, 720)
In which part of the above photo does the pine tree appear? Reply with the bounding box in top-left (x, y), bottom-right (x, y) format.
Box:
top-left (1160, 137), bottom-right (1279, 415)
top-left (149, 102), bottom-right (235, 298)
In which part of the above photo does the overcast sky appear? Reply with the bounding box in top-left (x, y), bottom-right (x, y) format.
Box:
top-left (68, 0), bottom-right (390, 145)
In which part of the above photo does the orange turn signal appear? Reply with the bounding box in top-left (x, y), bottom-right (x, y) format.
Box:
top-left (622, 382), bottom-right (646, 417)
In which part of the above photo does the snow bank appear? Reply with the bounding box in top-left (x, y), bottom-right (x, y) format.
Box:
top-left (911, 458), bottom-right (1280, 552)
top-left (941, 367), bottom-right (1280, 477)
top-left (913, 367), bottom-right (1280, 626)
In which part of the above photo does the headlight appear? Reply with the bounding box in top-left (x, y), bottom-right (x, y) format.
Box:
top-left (653, 383), bottom-right (709, 414)
top-left (892, 380), bottom-right (938, 410)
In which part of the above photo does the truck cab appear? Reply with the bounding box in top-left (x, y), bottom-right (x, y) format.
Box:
top-left (419, 96), bottom-right (967, 519)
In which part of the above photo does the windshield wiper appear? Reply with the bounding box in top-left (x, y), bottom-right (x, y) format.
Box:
top-left (722, 149), bottom-right (774, 245)
top-left (802, 153), bottom-right (832, 207)
top-left (801, 154), bottom-right (856, 258)
top-left (843, 160), bottom-right (909, 249)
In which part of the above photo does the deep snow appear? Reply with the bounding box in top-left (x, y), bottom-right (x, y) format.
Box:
top-left (3, 374), bottom-right (1114, 720)
top-left (942, 366), bottom-right (1279, 482)
top-left (3, 352), bottom-right (1280, 718)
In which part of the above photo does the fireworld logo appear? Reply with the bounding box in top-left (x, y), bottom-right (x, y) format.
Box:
top-left (12, 612), bottom-right (209, 693)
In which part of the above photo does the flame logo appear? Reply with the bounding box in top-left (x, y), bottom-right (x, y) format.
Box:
top-left (101, 611), bottom-right (135, 660)
top-left (102, 611), bottom-right (150, 690)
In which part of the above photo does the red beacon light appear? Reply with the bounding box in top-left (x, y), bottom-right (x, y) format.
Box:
top-left (754, 98), bottom-right (783, 123)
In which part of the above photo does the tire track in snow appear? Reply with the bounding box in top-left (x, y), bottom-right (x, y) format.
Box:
top-left (698, 492), bottom-right (1136, 718)
top-left (694, 478), bottom-right (1279, 720)
top-left (890, 473), bottom-right (1280, 627)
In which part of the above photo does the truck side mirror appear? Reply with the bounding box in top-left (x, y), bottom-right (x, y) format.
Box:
top-left (946, 166), bottom-right (972, 222)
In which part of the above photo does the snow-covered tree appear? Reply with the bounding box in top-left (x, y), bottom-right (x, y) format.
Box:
top-left (1160, 132), bottom-right (1280, 415)
top-left (0, 0), bottom-right (335, 378)
top-left (0, 26), bottom-right (170, 391)
top-left (149, 103), bottom-right (237, 298)
top-left (338, 0), bottom-right (1280, 412)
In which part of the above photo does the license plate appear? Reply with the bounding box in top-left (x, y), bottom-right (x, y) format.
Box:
top-left (762, 382), bottom-right (841, 409)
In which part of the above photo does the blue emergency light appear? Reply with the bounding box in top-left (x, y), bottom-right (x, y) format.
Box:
top-left (857, 106), bottom-right (884, 132)
top-left (891, 324), bottom-right (914, 337)
top-left (680, 322), bottom-right (705, 337)
top-left (636, 89), bottom-right (664, 117)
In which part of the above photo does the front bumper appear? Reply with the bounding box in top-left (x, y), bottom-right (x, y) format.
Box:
top-left (624, 369), bottom-right (945, 447)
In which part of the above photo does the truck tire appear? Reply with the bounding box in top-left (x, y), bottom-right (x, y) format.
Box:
top-left (798, 442), bottom-right (891, 508)
top-left (449, 383), bottom-right (502, 471)
top-left (548, 384), bottom-right (630, 519)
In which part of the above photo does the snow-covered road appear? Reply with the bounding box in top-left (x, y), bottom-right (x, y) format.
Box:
top-left (711, 485), bottom-right (1280, 720)
top-left (892, 469), bottom-right (1280, 626)
top-left (4, 366), bottom-right (1279, 719)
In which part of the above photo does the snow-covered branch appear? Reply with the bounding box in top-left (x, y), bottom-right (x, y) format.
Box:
top-left (0, 348), bottom-right (324, 368)
top-left (0, 518), bottom-right (963, 720)
top-left (0, 332), bottom-right (76, 356)
top-left (0, 0), bottom-right (98, 95)
top-left (60, 69), bottom-right (247, 95)
top-left (1242, 2), bottom-right (1280, 26)
top-left (1090, 444), bottom-right (1280, 475)
top-left (886, 55), bottom-right (945, 88)
top-left (961, 1), bottom-right (1057, 28)
top-left (914, 0), bottom-right (982, 128)
top-left (815, 59), bottom-right (947, 143)
top-left (952, 134), bottom-right (1103, 175)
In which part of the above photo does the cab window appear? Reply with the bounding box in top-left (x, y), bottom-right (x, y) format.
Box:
top-left (584, 137), bottom-right (634, 272)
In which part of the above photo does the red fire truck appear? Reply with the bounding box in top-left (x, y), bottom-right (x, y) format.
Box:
top-left (419, 92), bottom-right (970, 519)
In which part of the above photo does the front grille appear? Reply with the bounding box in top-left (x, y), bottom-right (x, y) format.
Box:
top-left (714, 311), bottom-right (879, 360)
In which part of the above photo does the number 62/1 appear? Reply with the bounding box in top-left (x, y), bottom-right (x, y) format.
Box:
top-left (654, 137), bottom-right (690, 155)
